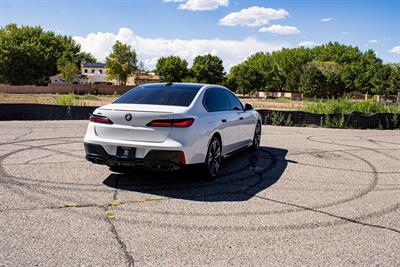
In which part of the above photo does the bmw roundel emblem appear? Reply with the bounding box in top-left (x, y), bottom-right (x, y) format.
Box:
top-left (125, 113), bottom-right (132, 121)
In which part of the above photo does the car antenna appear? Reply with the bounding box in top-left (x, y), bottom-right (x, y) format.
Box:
top-left (166, 82), bottom-right (173, 86)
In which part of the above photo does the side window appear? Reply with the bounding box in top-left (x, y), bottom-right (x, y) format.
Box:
top-left (225, 91), bottom-right (243, 111)
top-left (203, 88), bottom-right (231, 112)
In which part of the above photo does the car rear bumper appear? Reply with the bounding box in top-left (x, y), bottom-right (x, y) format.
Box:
top-left (84, 143), bottom-right (184, 171)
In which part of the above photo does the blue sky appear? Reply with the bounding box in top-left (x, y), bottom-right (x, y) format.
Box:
top-left (1, 0), bottom-right (399, 70)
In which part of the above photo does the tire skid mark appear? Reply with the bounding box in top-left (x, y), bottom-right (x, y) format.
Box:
top-left (120, 136), bottom-right (395, 220)
top-left (106, 201), bottom-right (400, 233)
top-left (1, 133), bottom-right (399, 234)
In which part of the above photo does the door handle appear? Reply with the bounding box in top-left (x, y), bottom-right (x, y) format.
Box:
top-left (221, 119), bottom-right (227, 123)
top-left (239, 117), bottom-right (244, 120)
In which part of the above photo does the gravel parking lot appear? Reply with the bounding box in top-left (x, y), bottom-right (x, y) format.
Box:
top-left (0, 121), bottom-right (399, 266)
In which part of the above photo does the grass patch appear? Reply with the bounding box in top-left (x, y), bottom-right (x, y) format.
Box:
top-left (303, 98), bottom-right (400, 114)
top-left (54, 93), bottom-right (90, 106)
top-left (267, 97), bottom-right (294, 103)
top-left (75, 94), bottom-right (98, 100)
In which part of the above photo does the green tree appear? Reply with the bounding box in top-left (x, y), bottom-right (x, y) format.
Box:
top-left (155, 56), bottom-right (188, 82)
top-left (234, 63), bottom-right (265, 96)
top-left (341, 63), bottom-right (360, 92)
top-left (371, 64), bottom-right (392, 96)
top-left (302, 61), bottom-right (344, 98)
top-left (105, 41), bottom-right (137, 85)
top-left (270, 47), bottom-right (312, 92)
top-left (354, 50), bottom-right (383, 94)
top-left (223, 64), bottom-right (240, 92)
top-left (191, 54), bottom-right (224, 84)
top-left (312, 42), bottom-right (362, 64)
top-left (299, 65), bottom-right (326, 98)
top-left (244, 52), bottom-right (275, 91)
top-left (388, 64), bottom-right (400, 95)
top-left (76, 52), bottom-right (97, 66)
top-left (58, 61), bottom-right (78, 83)
top-left (0, 23), bottom-right (81, 85)
top-left (325, 72), bottom-right (344, 98)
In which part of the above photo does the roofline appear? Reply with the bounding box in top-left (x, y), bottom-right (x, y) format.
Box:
top-left (140, 82), bottom-right (220, 88)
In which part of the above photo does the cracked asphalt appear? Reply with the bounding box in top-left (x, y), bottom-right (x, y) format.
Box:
top-left (0, 120), bottom-right (399, 266)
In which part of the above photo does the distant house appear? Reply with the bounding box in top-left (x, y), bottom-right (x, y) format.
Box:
top-left (50, 61), bottom-right (115, 85)
top-left (50, 62), bottom-right (160, 86)
top-left (127, 71), bottom-right (160, 86)
top-left (81, 62), bottom-right (105, 75)
top-left (78, 62), bottom-right (114, 85)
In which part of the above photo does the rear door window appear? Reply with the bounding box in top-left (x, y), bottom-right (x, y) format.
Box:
top-left (203, 88), bottom-right (231, 112)
top-left (224, 91), bottom-right (243, 111)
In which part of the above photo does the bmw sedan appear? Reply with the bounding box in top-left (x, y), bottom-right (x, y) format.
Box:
top-left (84, 83), bottom-right (262, 178)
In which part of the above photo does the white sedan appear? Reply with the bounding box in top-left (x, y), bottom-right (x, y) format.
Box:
top-left (84, 83), bottom-right (262, 178)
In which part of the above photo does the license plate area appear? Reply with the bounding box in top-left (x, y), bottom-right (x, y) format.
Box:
top-left (116, 147), bottom-right (136, 159)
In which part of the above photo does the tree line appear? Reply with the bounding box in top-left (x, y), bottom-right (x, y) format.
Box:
top-left (1, 24), bottom-right (399, 97)
top-left (156, 44), bottom-right (400, 97)
top-left (226, 44), bottom-right (400, 97)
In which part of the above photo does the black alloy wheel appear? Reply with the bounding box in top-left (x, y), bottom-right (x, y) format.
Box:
top-left (206, 136), bottom-right (222, 178)
top-left (252, 122), bottom-right (261, 150)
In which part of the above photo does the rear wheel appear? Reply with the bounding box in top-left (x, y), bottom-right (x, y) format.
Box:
top-left (202, 136), bottom-right (222, 180)
top-left (251, 121), bottom-right (261, 150)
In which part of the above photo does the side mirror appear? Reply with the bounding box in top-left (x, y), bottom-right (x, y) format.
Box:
top-left (244, 103), bottom-right (253, 111)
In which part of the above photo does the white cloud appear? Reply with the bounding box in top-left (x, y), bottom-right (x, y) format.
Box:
top-left (389, 45), bottom-right (400, 54)
top-left (298, 41), bottom-right (319, 47)
top-left (341, 31), bottom-right (350, 35)
top-left (321, 18), bottom-right (332, 22)
top-left (259, 24), bottom-right (300, 35)
top-left (177, 0), bottom-right (229, 11)
top-left (368, 39), bottom-right (378, 43)
top-left (219, 6), bottom-right (289, 27)
top-left (73, 27), bottom-right (289, 70)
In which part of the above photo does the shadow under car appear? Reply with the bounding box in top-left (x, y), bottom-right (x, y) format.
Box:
top-left (103, 146), bottom-right (288, 202)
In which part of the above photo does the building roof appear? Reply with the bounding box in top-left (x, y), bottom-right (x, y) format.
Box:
top-left (82, 62), bottom-right (105, 68)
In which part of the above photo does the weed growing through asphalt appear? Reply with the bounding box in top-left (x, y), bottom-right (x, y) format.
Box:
top-left (143, 196), bottom-right (162, 201)
top-left (111, 199), bottom-right (121, 206)
top-left (62, 203), bottom-right (80, 207)
top-left (105, 209), bottom-right (115, 220)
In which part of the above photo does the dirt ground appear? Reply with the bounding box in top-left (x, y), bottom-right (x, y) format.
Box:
top-left (0, 93), bottom-right (304, 110)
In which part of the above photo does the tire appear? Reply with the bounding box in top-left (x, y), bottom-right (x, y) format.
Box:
top-left (251, 121), bottom-right (261, 151)
top-left (201, 136), bottom-right (222, 180)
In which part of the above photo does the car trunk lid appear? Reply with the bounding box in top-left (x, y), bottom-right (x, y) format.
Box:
top-left (93, 104), bottom-right (187, 143)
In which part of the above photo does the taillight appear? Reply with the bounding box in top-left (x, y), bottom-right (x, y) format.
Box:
top-left (147, 118), bottom-right (194, 127)
top-left (89, 114), bottom-right (113, 124)
top-left (179, 151), bottom-right (186, 165)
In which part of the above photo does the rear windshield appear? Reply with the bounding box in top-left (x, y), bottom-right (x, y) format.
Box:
top-left (113, 85), bottom-right (201, 107)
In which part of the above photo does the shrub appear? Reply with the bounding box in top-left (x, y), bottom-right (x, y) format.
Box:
top-left (303, 98), bottom-right (400, 114)
top-left (55, 93), bottom-right (87, 106)
top-left (270, 111), bottom-right (286, 126)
